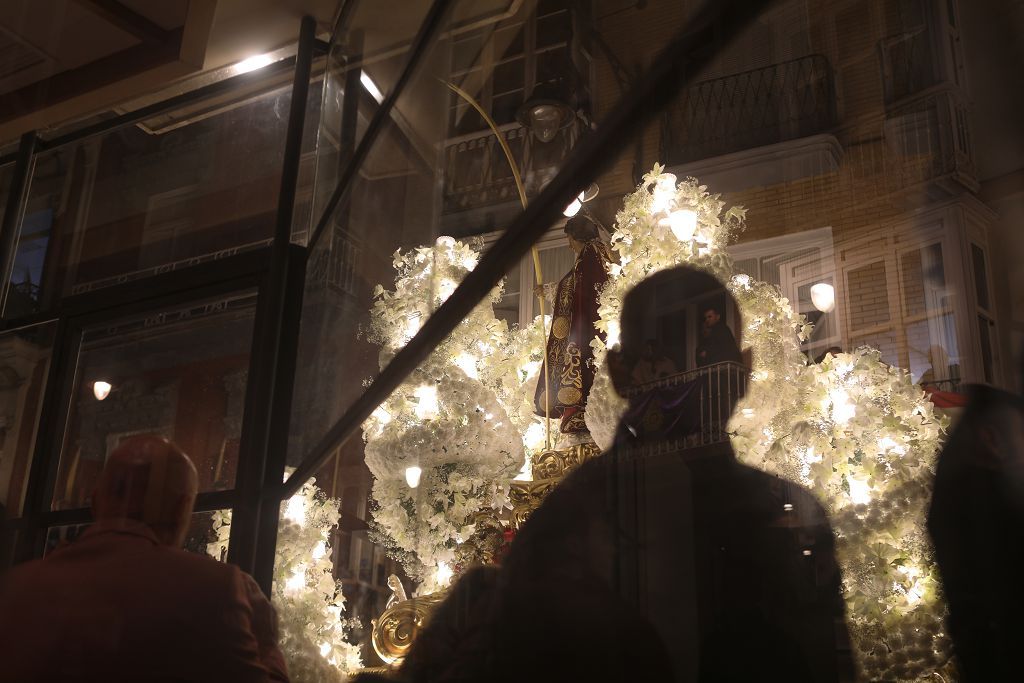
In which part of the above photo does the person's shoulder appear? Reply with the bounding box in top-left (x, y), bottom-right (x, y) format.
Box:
top-left (736, 463), bottom-right (831, 523)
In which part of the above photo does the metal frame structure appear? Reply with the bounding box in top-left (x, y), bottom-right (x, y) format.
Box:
top-left (0, 0), bottom-right (775, 595)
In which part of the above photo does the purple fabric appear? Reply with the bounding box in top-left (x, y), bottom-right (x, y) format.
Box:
top-left (622, 379), bottom-right (704, 441)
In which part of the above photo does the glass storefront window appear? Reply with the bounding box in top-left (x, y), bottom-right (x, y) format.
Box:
top-left (51, 292), bottom-right (257, 511)
top-left (0, 322), bottom-right (56, 517)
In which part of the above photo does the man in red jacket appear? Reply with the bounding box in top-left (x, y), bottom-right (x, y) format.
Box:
top-left (0, 435), bottom-right (288, 682)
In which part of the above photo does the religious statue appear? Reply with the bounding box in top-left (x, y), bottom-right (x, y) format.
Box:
top-left (385, 574), bottom-right (408, 610)
top-left (534, 214), bottom-right (612, 444)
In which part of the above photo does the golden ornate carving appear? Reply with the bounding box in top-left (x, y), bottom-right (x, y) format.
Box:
top-left (552, 316), bottom-right (570, 339)
top-left (509, 443), bottom-right (600, 528)
top-left (371, 591), bottom-right (447, 665)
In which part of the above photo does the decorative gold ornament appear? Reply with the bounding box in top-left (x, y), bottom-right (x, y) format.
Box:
top-left (371, 591), bottom-right (447, 665)
top-left (552, 316), bottom-right (570, 339)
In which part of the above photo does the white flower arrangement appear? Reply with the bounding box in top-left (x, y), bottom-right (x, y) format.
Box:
top-left (362, 237), bottom-right (522, 586)
top-left (584, 166), bottom-right (951, 681)
top-left (207, 477), bottom-right (362, 682)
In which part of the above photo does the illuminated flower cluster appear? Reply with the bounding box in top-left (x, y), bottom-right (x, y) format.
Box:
top-left (584, 166), bottom-right (951, 681)
top-left (208, 478), bottom-right (362, 682)
top-left (362, 237), bottom-right (521, 587)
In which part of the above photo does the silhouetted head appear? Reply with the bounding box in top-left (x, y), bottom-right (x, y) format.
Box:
top-left (92, 436), bottom-right (198, 547)
top-left (608, 266), bottom-right (745, 408)
top-left (564, 214), bottom-right (601, 253)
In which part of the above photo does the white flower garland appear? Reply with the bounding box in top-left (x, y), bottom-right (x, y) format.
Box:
top-left (207, 477), bottom-right (362, 682)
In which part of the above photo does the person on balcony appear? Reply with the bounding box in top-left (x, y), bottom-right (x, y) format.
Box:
top-left (533, 213), bottom-right (612, 446)
top-left (695, 305), bottom-right (742, 367)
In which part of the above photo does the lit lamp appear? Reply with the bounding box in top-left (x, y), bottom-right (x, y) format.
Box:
top-left (516, 81), bottom-right (576, 143)
top-left (562, 182), bottom-right (600, 217)
top-left (405, 466), bottom-right (423, 489)
top-left (810, 282), bottom-right (836, 313)
top-left (93, 381), bottom-right (112, 401)
top-left (661, 208), bottom-right (698, 242)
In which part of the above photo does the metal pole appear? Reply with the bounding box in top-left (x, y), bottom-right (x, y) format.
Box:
top-left (283, 0), bottom-right (777, 498)
top-left (228, 15), bottom-right (316, 592)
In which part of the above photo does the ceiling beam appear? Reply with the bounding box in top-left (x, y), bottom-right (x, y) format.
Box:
top-left (73, 0), bottom-right (171, 45)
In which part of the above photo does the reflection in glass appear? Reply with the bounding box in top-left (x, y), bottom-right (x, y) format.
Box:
top-left (44, 509), bottom-right (230, 559)
top-left (0, 323), bottom-right (56, 517)
top-left (51, 293), bottom-right (257, 510)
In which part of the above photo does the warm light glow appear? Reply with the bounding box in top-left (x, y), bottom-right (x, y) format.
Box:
top-left (454, 353), bottom-right (479, 379)
top-left (877, 436), bottom-right (905, 455)
top-left (435, 561), bottom-right (454, 587)
top-left (234, 54), bottom-right (274, 74)
top-left (650, 174), bottom-right (677, 213)
top-left (661, 208), bottom-right (698, 242)
top-left (319, 642), bottom-right (331, 657)
top-left (360, 72), bottom-right (384, 103)
top-left (523, 421), bottom-right (547, 452)
top-left (437, 278), bottom-right (457, 301)
top-left (741, 407), bottom-right (755, 418)
top-left (284, 494), bottom-right (307, 525)
top-left (92, 381), bottom-right (112, 401)
top-left (405, 466), bottom-right (422, 489)
top-left (848, 475), bottom-right (872, 505)
top-left (404, 315), bottom-right (421, 341)
top-left (285, 566), bottom-right (305, 593)
top-left (312, 541), bottom-right (327, 560)
top-left (519, 359), bottom-right (541, 381)
top-left (563, 193), bottom-right (583, 217)
top-left (413, 385), bottom-right (439, 420)
top-left (828, 388), bottom-right (856, 424)
top-left (606, 320), bottom-right (621, 349)
top-left (372, 406), bottom-right (392, 426)
top-left (810, 282), bottom-right (836, 313)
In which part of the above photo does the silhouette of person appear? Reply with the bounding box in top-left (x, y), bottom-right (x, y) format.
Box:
top-left (631, 338), bottom-right (678, 385)
top-left (0, 435), bottom-right (288, 682)
top-left (489, 267), bottom-right (854, 682)
top-left (695, 305), bottom-right (742, 367)
top-left (928, 385), bottom-right (1024, 682)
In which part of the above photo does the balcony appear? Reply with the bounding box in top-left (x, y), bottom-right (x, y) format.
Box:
top-left (661, 55), bottom-right (837, 167)
top-left (622, 361), bottom-right (749, 453)
top-left (439, 117), bottom-right (584, 235)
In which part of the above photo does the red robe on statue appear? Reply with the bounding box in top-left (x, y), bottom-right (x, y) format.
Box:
top-left (534, 240), bottom-right (611, 435)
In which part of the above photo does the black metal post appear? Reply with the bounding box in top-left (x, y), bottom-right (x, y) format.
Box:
top-left (0, 133), bottom-right (37, 318)
top-left (283, 0), bottom-right (777, 497)
top-left (228, 15), bottom-right (317, 591)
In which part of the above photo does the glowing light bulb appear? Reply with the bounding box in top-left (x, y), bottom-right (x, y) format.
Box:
top-left (93, 381), bottom-right (112, 401)
top-left (847, 475), bottom-right (871, 505)
top-left (810, 282), bottom-right (836, 313)
top-left (741, 407), bottom-right (755, 418)
top-left (284, 494), bottom-right (306, 525)
top-left (404, 315), bottom-right (421, 341)
top-left (660, 208), bottom-right (698, 242)
top-left (437, 278), bottom-right (457, 301)
top-left (234, 54), bottom-right (274, 74)
top-left (405, 466), bottom-right (422, 489)
top-left (312, 541), bottom-right (327, 560)
top-left (563, 193), bottom-right (583, 217)
top-left (413, 385), bottom-right (439, 420)
top-left (372, 406), bottom-right (392, 426)
top-left (319, 642), bottom-right (331, 657)
top-left (436, 561), bottom-right (454, 587)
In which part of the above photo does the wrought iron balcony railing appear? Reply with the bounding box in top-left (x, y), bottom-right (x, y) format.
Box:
top-left (661, 55), bottom-right (837, 166)
top-left (441, 117), bottom-right (584, 215)
top-left (622, 361), bottom-right (749, 453)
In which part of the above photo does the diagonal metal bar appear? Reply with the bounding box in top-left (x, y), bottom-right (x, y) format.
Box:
top-left (283, 0), bottom-right (777, 498)
top-left (307, 0), bottom-right (455, 252)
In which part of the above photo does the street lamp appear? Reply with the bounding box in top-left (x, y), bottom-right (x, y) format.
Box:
top-left (516, 81), bottom-right (576, 143)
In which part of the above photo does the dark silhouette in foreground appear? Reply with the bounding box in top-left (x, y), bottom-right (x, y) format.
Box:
top-left (381, 266), bottom-right (854, 682)
top-left (0, 435), bottom-right (288, 683)
top-left (928, 385), bottom-right (1024, 682)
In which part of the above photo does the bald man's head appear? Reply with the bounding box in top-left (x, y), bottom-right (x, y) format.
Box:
top-left (93, 436), bottom-right (198, 547)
